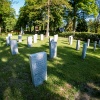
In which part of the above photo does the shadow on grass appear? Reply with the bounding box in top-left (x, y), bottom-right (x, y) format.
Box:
top-left (0, 37), bottom-right (100, 100)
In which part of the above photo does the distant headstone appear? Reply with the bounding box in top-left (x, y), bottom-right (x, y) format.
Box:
top-left (29, 52), bottom-right (47, 87)
top-left (33, 35), bottom-right (37, 43)
top-left (87, 39), bottom-right (90, 47)
top-left (50, 41), bottom-right (57, 58)
top-left (76, 40), bottom-right (80, 50)
top-left (82, 43), bottom-right (87, 59)
top-left (27, 36), bottom-right (32, 47)
top-left (69, 35), bottom-right (73, 45)
top-left (6, 37), bottom-right (10, 46)
top-left (10, 40), bottom-right (18, 55)
top-left (94, 41), bottom-right (97, 51)
top-left (35, 34), bottom-right (38, 40)
top-left (98, 40), bottom-right (100, 47)
top-left (18, 35), bottom-right (22, 42)
top-left (20, 27), bottom-right (24, 35)
top-left (54, 34), bottom-right (58, 42)
top-left (40, 34), bottom-right (43, 40)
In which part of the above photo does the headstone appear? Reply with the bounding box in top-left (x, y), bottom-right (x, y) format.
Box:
top-left (94, 41), bottom-right (97, 51)
top-left (69, 35), bottom-right (73, 45)
top-left (27, 36), bottom-right (32, 47)
top-left (76, 40), bottom-right (80, 50)
top-left (10, 40), bottom-right (18, 55)
top-left (18, 35), bottom-right (22, 42)
top-left (33, 35), bottom-right (37, 43)
top-left (54, 34), bottom-right (58, 42)
top-left (40, 34), bottom-right (43, 41)
top-left (29, 52), bottom-right (47, 87)
top-left (50, 41), bottom-right (57, 58)
top-left (6, 37), bottom-right (10, 46)
top-left (35, 34), bottom-right (38, 40)
top-left (20, 27), bottom-right (24, 35)
top-left (87, 39), bottom-right (90, 47)
top-left (82, 43), bottom-right (87, 59)
top-left (98, 40), bottom-right (100, 47)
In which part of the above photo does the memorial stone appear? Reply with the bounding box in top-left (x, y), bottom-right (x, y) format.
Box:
top-left (76, 40), bottom-right (80, 50)
top-left (50, 41), bottom-right (57, 58)
top-left (94, 41), bottom-right (97, 51)
top-left (40, 34), bottom-right (43, 40)
top-left (87, 39), bottom-right (90, 47)
top-left (54, 34), bottom-right (58, 42)
top-left (82, 43), bottom-right (87, 59)
top-left (27, 36), bottom-right (32, 47)
top-left (69, 36), bottom-right (73, 45)
top-left (29, 52), bottom-right (47, 87)
top-left (18, 35), bottom-right (22, 42)
top-left (10, 40), bottom-right (18, 55)
top-left (33, 35), bottom-right (37, 43)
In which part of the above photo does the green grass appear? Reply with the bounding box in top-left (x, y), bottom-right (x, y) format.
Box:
top-left (0, 34), bottom-right (100, 100)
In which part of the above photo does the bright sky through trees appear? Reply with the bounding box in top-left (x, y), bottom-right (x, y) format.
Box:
top-left (12, 0), bottom-right (25, 15)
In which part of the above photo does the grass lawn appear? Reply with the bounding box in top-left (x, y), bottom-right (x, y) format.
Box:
top-left (0, 34), bottom-right (100, 100)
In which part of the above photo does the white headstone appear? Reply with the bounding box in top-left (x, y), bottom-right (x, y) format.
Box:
top-left (54, 34), bottom-right (58, 42)
top-left (82, 43), bottom-right (87, 59)
top-left (27, 36), bottom-right (32, 47)
top-left (76, 40), bottom-right (80, 50)
top-left (33, 35), bottom-right (37, 43)
top-left (6, 37), bottom-right (10, 46)
top-left (35, 34), bottom-right (38, 39)
top-left (94, 41), bottom-right (97, 51)
top-left (18, 35), bottom-right (22, 42)
top-left (29, 52), bottom-right (47, 87)
top-left (87, 39), bottom-right (90, 47)
top-left (10, 40), bottom-right (18, 55)
top-left (50, 41), bottom-right (57, 58)
top-left (21, 27), bottom-right (24, 35)
top-left (69, 35), bottom-right (73, 45)
top-left (40, 34), bottom-right (44, 40)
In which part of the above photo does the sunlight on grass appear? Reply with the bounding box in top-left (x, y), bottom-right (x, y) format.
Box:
top-left (0, 34), bottom-right (100, 100)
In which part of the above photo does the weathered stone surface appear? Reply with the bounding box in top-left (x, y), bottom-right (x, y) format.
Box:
top-left (27, 36), bottom-right (32, 47)
top-left (10, 40), bottom-right (18, 55)
top-left (29, 52), bottom-right (47, 87)
top-left (50, 41), bottom-right (57, 58)
top-left (82, 43), bottom-right (87, 59)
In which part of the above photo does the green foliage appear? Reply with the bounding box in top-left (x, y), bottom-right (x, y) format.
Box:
top-left (76, 19), bottom-right (88, 32)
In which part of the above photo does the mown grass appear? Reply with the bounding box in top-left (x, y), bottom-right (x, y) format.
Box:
top-left (0, 34), bottom-right (100, 100)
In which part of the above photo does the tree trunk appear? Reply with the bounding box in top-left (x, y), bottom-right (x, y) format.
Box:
top-left (46, 0), bottom-right (50, 37)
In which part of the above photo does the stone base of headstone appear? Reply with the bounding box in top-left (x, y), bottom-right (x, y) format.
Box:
top-left (10, 40), bottom-right (18, 55)
top-left (29, 52), bottom-right (47, 87)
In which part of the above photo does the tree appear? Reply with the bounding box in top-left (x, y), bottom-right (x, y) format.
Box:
top-left (69, 0), bottom-right (98, 32)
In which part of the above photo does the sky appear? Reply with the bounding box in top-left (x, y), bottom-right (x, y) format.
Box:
top-left (12, 0), bottom-right (25, 15)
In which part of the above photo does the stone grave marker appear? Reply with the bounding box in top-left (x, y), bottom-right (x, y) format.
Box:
top-left (33, 35), bottom-right (37, 43)
top-left (18, 35), bottom-right (22, 42)
top-left (76, 40), bottom-right (80, 50)
top-left (27, 36), bottom-right (32, 47)
top-left (69, 35), bottom-right (73, 45)
top-left (50, 41), bottom-right (57, 58)
top-left (54, 34), bottom-right (58, 42)
top-left (29, 52), bottom-right (47, 87)
top-left (87, 39), bottom-right (90, 47)
top-left (10, 40), bottom-right (18, 55)
top-left (40, 34), bottom-right (43, 41)
top-left (82, 43), bottom-right (87, 59)
top-left (94, 41), bottom-right (97, 51)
